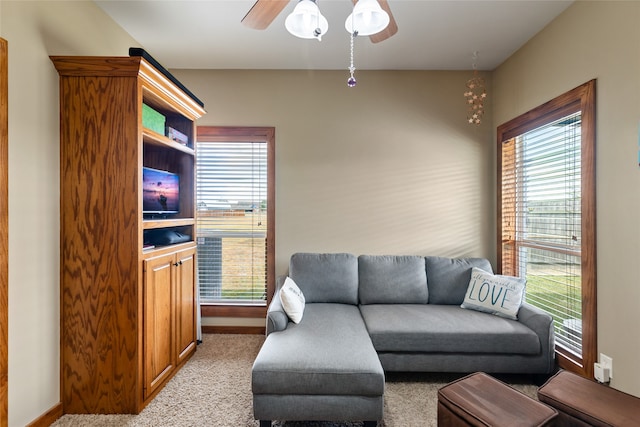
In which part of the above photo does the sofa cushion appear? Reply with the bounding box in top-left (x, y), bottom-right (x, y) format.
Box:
top-left (252, 303), bottom-right (385, 396)
top-left (358, 255), bottom-right (428, 305)
top-left (461, 267), bottom-right (526, 320)
top-left (426, 256), bottom-right (493, 305)
top-left (289, 253), bottom-right (358, 304)
top-left (359, 304), bottom-right (541, 354)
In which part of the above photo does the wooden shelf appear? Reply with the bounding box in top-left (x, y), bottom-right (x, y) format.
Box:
top-left (142, 241), bottom-right (196, 257)
top-left (143, 217), bottom-right (195, 230)
top-left (142, 128), bottom-right (194, 154)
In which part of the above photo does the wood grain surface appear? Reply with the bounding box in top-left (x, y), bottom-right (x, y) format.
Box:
top-left (0, 37), bottom-right (8, 427)
top-left (52, 56), bottom-right (203, 414)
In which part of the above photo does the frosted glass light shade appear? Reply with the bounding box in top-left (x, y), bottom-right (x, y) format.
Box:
top-left (345, 0), bottom-right (390, 36)
top-left (285, 0), bottom-right (329, 41)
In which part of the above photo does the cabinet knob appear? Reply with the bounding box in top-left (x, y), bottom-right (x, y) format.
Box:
top-left (173, 262), bottom-right (179, 267)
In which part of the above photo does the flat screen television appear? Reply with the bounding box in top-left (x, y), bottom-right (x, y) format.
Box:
top-left (142, 166), bottom-right (180, 214)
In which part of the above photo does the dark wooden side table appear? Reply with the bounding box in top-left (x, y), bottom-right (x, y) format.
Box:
top-left (538, 370), bottom-right (640, 426)
top-left (438, 372), bottom-right (558, 426)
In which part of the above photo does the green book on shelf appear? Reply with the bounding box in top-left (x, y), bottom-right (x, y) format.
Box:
top-left (142, 103), bottom-right (166, 135)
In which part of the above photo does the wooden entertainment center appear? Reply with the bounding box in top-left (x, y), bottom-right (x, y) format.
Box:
top-left (51, 54), bottom-right (206, 413)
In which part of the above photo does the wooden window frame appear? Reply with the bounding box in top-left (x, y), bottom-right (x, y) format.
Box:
top-left (497, 80), bottom-right (596, 378)
top-left (196, 126), bottom-right (275, 318)
top-left (0, 37), bottom-right (8, 426)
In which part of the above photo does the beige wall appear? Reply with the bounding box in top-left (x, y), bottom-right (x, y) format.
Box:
top-left (176, 70), bottom-right (495, 267)
top-left (0, 1), bottom-right (139, 425)
top-left (173, 69), bottom-right (495, 328)
top-left (493, 1), bottom-right (640, 396)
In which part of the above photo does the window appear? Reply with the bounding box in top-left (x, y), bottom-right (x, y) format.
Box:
top-left (196, 127), bottom-right (275, 314)
top-left (497, 80), bottom-right (596, 378)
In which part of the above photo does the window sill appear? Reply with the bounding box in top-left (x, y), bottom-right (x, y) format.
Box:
top-left (200, 304), bottom-right (266, 318)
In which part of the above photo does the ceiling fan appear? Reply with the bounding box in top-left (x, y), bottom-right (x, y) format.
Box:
top-left (241, 0), bottom-right (398, 43)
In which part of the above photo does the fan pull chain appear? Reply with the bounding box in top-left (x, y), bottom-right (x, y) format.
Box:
top-left (347, 31), bottom-right (357, 87)
top-left (314, 2), bottom-right (322, 41)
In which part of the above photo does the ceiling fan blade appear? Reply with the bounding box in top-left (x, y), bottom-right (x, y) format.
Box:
top-left (242, 0), bottom-right (291, 30)
top-left (369, 0), bottom-right (397, 43)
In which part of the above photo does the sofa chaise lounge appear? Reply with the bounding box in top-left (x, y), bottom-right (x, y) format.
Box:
top-left (252, 253), bottom-right (555, 426)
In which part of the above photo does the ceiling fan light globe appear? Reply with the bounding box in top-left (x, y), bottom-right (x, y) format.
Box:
top-left (285, 0), bottom-right (329, 40)
top-left (344, 0), bottom-right (389, 36)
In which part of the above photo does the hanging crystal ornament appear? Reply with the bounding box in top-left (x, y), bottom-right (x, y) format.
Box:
top-left (347, 30), bottom-right (357, 87)
top-left (464, 51), bottom-right (487, 124)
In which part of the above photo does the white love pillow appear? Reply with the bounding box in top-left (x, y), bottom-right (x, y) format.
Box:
top-left (280, 276), bottom-right (305, 324)
top-left (461, 267), bottom-right (526, 320)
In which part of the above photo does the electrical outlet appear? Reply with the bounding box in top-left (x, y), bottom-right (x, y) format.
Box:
top-left (600, 353), bottom-right (613, 379)
top-left (594, 363), bottom-right (610, 383)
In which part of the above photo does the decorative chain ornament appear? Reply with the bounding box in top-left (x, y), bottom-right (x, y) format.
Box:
top-left (347, 30), bottom-right (357, 87)
top-left (464, 51), bottom-right (487, 124)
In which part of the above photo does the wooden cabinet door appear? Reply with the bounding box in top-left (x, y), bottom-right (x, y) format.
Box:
top-left (175, 247), bottom-right (197, 364)
top-left (143, 253), bottom-right (175, 399)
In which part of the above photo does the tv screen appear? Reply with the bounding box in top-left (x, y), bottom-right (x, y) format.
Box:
top-left (143, 167), bottom-right (180, 214)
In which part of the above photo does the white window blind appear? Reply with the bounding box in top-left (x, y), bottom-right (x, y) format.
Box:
top-left (501, 112), bottom-right (583, 355)
top-left (196, 141), bottom-right (267, 305)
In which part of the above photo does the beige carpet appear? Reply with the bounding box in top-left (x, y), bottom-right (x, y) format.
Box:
top-left (53, 334), bottom-right (539, 427)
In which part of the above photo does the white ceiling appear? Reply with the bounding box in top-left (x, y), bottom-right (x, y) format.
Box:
top-left (95, 0), bottom-right (572, 71)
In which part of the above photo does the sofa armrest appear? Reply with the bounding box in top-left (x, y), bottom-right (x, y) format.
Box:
top-left (518, 302), bottom-right (556, 372)
top-left (266, 275), bottom-right (289, 336)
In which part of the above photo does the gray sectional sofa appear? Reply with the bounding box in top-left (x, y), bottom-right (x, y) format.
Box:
top-left (252, 253), bottom-right (555, 427)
